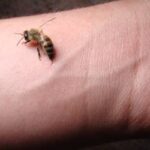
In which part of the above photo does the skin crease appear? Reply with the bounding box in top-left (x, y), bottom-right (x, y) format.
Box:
top-left (0, 0), bottom-right (149, 148)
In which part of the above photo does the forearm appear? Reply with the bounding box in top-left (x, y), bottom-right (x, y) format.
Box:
top-left (126, 0), bottom-right (150, 133)
top-left (0, 0), bottom-right (150, 147)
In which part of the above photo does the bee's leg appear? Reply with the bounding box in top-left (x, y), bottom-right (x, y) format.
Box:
top-left (37, 47), bottom-right (41, 60)
top-left (22, 40), bottom-right (30, 45)
top-left (42, 47), bottom-right (47, 55)
top-left (40, 44), bottom-right (47, 55)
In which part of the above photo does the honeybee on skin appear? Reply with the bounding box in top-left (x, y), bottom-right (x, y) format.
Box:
top-left (17, 18), bottom-right (55, 60)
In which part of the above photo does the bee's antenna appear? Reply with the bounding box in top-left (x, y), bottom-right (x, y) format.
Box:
top-left (15, 33), bottom-right (24, 46)
top-left (17, 37), bottom-right (24, 46)
top-left (15, 33), bottom-right (23, 36)
top-left (39, 17), bottom-right (56, 28)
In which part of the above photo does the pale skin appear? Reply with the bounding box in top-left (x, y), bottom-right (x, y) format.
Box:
top-left (0, 0), bottom-right (150, 148)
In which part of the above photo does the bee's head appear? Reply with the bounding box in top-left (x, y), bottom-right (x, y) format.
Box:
top-left (24, 30), bottom-right (29, 41)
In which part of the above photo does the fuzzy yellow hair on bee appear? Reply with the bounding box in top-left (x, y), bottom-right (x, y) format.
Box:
top-left (16, 17), bottom-right (55, 60)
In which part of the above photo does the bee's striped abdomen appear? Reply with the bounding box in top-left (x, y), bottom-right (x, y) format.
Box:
top-left (43, 35), bottom-right (54, 60)
top-left (44, 43), bottom-right (54, 59)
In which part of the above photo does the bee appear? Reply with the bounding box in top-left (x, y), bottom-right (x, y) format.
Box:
top-left (16, 17), bottom-right (55, 60)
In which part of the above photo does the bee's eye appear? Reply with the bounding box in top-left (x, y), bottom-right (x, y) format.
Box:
top-left (24, 31), bottom-right (28, 41)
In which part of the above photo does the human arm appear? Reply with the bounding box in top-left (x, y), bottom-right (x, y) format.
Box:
top-left (0, 0), bottom-right (150, 148)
